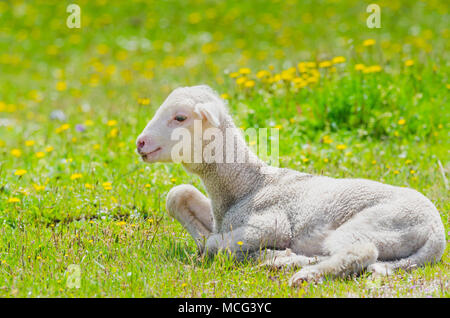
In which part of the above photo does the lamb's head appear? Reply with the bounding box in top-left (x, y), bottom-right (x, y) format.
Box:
top-left (136, 85), bottom-right (227, 163)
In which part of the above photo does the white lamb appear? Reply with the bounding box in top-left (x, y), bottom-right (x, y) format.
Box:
top-left (136, 85), bottom-right (446, 285)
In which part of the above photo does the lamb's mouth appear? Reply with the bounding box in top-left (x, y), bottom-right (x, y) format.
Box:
top-left (141, 147), bottom-right (162, 160)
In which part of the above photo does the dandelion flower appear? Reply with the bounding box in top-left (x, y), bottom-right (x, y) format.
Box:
top-left (70, 173), bottom-right (83, 180)
top-left (355, 64), bottom-right (365, 71)
top-left (398, 119), bottom-right (406, 125)
top-left (35, 152), bottom-right (45, 158)
top-left (56, 81), bottom-right (67, 91)
top-left (25, 140), bottom-right (35, 147)
top-left (11, 149), bottom-right (22, 157)
top-left (14, 169), bottom-right (27, 176)
top-left (363, 39), bottom-right (376, 47)
top-left (332, 56), bottom-right (346, 64)
top-left (404, 60), bottom-right (414, 67)
top-left (319, 61), bottom-right (332, 68)
top-left (336, 144), bottom-right (347, 150)
top-left (237, 241), bottom-right (243, 246)
top-left (109, 128), bottom-right (119, 138)
top-left (244, 80), bottom-right (255, 88)
top-left (239, 68), bottom-right (251, 75)
top-left (8, 197), bottom-right (20, 203)
top-left (323, 135), bottom-right (333, 144)
top-left (33, 184), bottom-right (45, 191)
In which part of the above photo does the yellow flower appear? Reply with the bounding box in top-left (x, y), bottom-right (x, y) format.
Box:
top-left (404, 60), bottom-right (414, 67)
top-left (323, 135), bottom-right (333, 144)
top-left (93, 144), bottom-right (100, 150)
top-left (398, 119), bottom-right (406, 125)
top-left (319, 61), bottom-right (332, 68)
top-left (170, 178), bottom-right (177, 183)
top-left (8, 197), bottom-right (20, 203)
top-left (107, 119), bottom-right (117, 126)
top-left (11, 149), bottom-right (22, 157)
top-left (239, 68), bottom-right (251, 75)
top-left (363, 39), bottom-right (376, 47)
top-left (237, 241), bottom-right (244, 246)
top-left (302, 158), bottom-right (309, 163)
top-left (363, 65), bottom-right (382, 73)
top-left (70, 173), bottom-right (83, 180)
top-left (235, 77), bottom-right (247, 85)
top-left (229, 72), bottom-right (239, 78)
top-left (45, 146), bottom-right (54, 152)
top-left (56, 81), bottom-right (67, 91)
top-left (323, 158), bottom-right (329, 163)
top-left (138, 98), bottom-right (150, 105)
top-left (332, 56), bottom-right (346, 64)
top-left (371, 160), bottom-right (377, 165)
top-left (355, 64), bottom-right (365, 71)
top-left (116, 220), bottom-right (126, 226)
top-left (25, 140), bottom-right (35, 147)
top-left (220, 93), bottom-right (230, 100)
top-left (55, 124), bottom-right (70, 133)
top-left (109, 128), bottom-right (119, 138)
top-left (256, 70), bottom-right (270, 78)
top-left (85, 183), bottom-right (93, 189)
top-left (14, 169), bottom-right (27, 176)
top-left (336, 144), bottom-right (347, 150)
top-left (102, 182), bottom-right (112, 190)
top-left (244, 80), bottom-right (255, 88)
top-left (35, 152), bottom-right (45, 158)
top-left (410, 170), bottom-right (416, 174)
top-left (405, 159), bottom-right (412, 165)
top-left (33, 184), bottom-right (45, 191)
top-left (144, 184), bottom-right (151, 188)
top-left (85, 120), bottom-right (94, 126)
top-left (393, 170), bottom-right (399, 175)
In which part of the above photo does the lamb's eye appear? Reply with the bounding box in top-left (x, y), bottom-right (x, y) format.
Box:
top-left (174, 115), bottom-right (187, 122)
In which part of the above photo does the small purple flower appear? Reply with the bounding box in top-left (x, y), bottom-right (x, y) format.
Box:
top-left (75, 124), bottom-right (86, 132)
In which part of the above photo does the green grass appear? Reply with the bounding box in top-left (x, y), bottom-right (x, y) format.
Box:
top-left (0, 0), bottom-right (448, 297)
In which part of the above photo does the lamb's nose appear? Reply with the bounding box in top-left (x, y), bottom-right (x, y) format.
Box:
top-left (136, 136), bottom-right (148, 153)
top-left (138, 140), bottom-right (145, 151)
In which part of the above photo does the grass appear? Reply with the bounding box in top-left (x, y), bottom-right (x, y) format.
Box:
top-left (0, 0), bottom-right (448, 297)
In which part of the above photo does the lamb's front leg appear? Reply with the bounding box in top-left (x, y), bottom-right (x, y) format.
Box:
top-left (203, 213), bottom-right (292, 260)
top-left (166, 184), bottom-right (213, 248)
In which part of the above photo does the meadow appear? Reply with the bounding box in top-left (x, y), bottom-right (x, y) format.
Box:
top-left (0, 0), bottom-right (448, 297)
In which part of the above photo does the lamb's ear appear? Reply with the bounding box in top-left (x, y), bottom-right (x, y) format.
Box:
top-left (194, 102), bottom-right (221, 127)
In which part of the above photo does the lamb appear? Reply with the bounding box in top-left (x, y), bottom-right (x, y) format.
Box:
top-left (136, 85), bottom-right (446, 285)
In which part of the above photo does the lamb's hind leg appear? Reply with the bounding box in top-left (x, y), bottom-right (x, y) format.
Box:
top-left (289, 214), bottom-right (381, 285)
top-left (166, 184), bottom-right (214, 248)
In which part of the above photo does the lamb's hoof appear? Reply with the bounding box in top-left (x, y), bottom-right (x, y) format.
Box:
top-left (367, 263), bottom-right (393, 276)
top-left (289, 268), bottom-right (323, 286)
